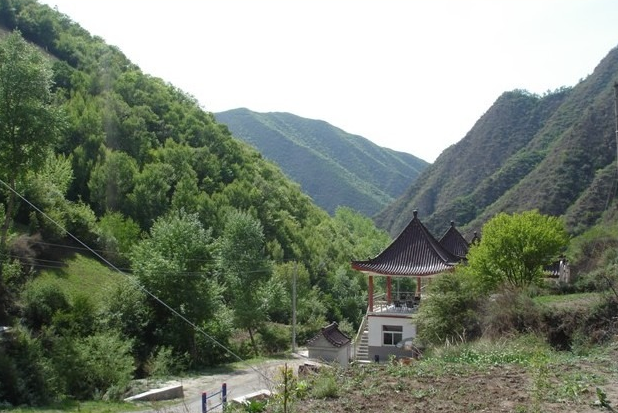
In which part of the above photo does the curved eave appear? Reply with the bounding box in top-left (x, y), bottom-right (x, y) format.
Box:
top-left (351, 261), bottom-right (455, 277)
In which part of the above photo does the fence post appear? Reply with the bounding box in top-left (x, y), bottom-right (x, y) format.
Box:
top-left (202, 391), bottom-right (207, 413)
top-left (222, 383), bottom-right (227, 408)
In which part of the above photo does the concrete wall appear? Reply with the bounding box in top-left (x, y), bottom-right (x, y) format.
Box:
top-left (367, 315), bottom-right (416, 362)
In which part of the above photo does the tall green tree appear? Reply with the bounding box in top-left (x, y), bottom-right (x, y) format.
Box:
top-left (218, 210), bottom-right (271, 356)
top-left (0, 31), bottom-right (63, 245)
top-left (131, 210), bottom-right (222, 364)
top-left (467, 210), bottom-right (569, 290)
top-left (0, 31), bottom-right (63, 324)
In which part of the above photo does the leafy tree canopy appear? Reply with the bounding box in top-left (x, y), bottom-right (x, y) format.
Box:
top-left (467, 210), bottom-right (569, 291)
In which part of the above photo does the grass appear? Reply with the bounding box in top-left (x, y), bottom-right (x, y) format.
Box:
top-left (35, 252), bottom-right (126, 304)
top-left (3, 400), bottom-right (143, 413)
top-left (532, 291), bottom-right (602, 308)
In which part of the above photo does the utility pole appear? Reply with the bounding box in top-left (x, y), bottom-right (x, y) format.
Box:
top-left (292, 261), bottom-right (297, 353)
top-left (614, 82), bottom-right (618, 167)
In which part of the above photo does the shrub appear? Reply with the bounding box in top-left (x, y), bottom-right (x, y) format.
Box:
top-left (311, 374), bottom-right (339, 399)
top-left (194, 308), bottom-right (234, 366)
top-left (21, 279), bottom-right (70, 331)
top-left (51, 293), bottom-right (97, 337)
top-left (0, 326), bottom-right (52, 406)
top-left (481, 289), bottom-right (541, 339)
top-left (51, 332), bottom-right (135, 400)
top-left (416, 270), bottom-right (482, 345)
top-left (8, 233), bottom-right (43, 278)
top-left (258, 323), bottom-right (290, 355)
top-left (97, 211), bottom-right (141, 267)
top-left (144, 346), bottom-right (177, 378)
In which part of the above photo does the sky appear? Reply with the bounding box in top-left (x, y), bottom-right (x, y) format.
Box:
top-left (39, 0), bottom-right (618, 162)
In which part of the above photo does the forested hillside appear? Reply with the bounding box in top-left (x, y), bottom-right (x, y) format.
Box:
top-left (215, 108), bottom-right (428, 216)
top-left (0, 0), bottom-right (393, 405)
top-left (376, 44), bottom-right (618, 238)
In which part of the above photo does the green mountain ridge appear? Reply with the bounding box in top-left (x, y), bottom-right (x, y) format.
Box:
top-left (376, 45), bottom-right (618, 239)
top-left (215, 108), bottom-right (428, 216)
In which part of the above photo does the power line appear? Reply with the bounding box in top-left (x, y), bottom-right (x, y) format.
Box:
top-left (0, 178), bottom-right (276, 385)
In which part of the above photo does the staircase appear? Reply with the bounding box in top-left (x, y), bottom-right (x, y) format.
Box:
top-left (356, 328), bottom-right (369, 362)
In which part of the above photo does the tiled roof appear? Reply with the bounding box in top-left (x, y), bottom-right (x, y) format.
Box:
top-left (439, 221), bottom-right (470, 259)
top-left (307, 322), bottom-right (351, 348)
top-left (351, 211), bottom-right (461, 276)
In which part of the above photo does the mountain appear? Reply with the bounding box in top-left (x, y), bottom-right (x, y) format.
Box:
top-left (376, 45), bottom-right (618, 238)
top-left (215, 109), bottom-right (428, 216)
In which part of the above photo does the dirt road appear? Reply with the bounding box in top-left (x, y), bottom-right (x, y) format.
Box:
top-left (128, 355), bottom-right (309, 413)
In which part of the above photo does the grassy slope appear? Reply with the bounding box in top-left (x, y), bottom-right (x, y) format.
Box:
top-left (33, 251), bottom-right (126, 306)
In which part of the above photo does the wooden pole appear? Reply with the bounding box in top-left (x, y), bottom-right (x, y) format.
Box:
top-left (292, 262), bottom-right (297, 353)
top-left (386, 276), bottom-right (392, 304)
top-left (614, 82), bottom-right (618, 173)
top-left (368, 275), bottom-right (374, 312)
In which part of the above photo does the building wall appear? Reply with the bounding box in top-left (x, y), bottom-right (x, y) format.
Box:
top-left (367, 314), bottom-right (416, 362)
top-left (307, 336), bottom-right (350, 365)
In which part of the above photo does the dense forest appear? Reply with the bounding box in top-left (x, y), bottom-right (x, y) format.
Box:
top-left (0, 0), bottom-right (394, 405)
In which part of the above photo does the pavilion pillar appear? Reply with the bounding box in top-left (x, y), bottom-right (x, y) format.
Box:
top-left (386, 276), bottom-right (392, 304)
top-left (368, 275), bottom-right (374, 312)
top-left (416, 276), bottom-right (422, 297)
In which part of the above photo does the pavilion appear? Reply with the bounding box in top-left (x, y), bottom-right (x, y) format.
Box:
top-left (350, 210), bottom-right (471, 362)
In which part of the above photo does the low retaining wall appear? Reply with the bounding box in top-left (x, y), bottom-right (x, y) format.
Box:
top-left (125, 384), bottom-right (184, 402)
top-left (231, 389), bottom-right (271, 405)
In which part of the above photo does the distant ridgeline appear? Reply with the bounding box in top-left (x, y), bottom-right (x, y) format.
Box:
top-left (376, 44), bottom-right (618, 239)
top-left (215, 108), bottom-right (429, 216)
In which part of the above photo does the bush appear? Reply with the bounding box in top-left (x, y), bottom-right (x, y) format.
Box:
top-left (416, 270), bottom-right (482, 345)
top-left (194, 309), bottom-right (234, 366)
top-left (51, 332), bottom-right (135, 400)
top-left (51, 293), bottom-right (97, 337)
top-left (481, 289), bottom-right (541, 339)
top-left (144, 346), bottom-right (177, 378)
top-left (0, 326), bottom-right (52, 406)
top-left (21, 279), bottom-right (70, 331)
top-left (97, 211), bottom-right (141, 267)
top-left (8, 233), bottom-right (43, 278)
top-left (310, 374), bottom-right (339, 399)
top-left (258, 323), bottom-right (290, 355)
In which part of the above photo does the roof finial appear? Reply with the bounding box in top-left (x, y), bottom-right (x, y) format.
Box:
top-left (450, 220), bottom-right (455, 227)
top-left (413, 210), bottom-right (418, 218)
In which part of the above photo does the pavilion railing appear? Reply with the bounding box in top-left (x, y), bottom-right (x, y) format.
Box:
top-left (352, 311), bottom-right (368, 360)
top-left (371, 292), bottom-right (420, 314)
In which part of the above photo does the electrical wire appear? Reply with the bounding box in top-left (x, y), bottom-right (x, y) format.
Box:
top-left (0, 177), bottom-right (276, 386)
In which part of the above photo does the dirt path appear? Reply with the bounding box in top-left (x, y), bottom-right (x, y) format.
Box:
top-left (127, 355), bottom-right (309, 413)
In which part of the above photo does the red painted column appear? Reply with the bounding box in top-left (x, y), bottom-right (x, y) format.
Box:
top-left (368, 275), bottom-right (374, 312)
top-left (386, 276), bottom-right (392, 304)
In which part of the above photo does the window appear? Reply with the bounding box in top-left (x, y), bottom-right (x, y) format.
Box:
top-left (382, 325), bottom-right (402, 346)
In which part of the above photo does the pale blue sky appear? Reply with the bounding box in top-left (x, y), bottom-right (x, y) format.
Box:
top-left (40, 0), bottom-right (618, 162)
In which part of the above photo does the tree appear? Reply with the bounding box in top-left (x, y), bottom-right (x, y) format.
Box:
top-left (467, 210), bottom-right (569, 290)
top-left (217, 210), bottom-right (271, 356)
top-left (416, 270), bottom-right (481, 345)
top-left (88, 149), bottom-right (138, 216)
top-left (0, 31), bottom-right (64, 245)
top-left (131, 210), bottom-right (222, 364)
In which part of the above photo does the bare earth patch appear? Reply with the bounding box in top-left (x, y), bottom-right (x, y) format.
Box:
top-left (290, 344), bottom-right (618, 413)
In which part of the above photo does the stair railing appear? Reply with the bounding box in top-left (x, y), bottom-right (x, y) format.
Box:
top-left (353, 310), bottom-right (368, 360)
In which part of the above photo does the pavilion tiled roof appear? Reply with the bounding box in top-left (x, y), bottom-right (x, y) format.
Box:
top-left (307, 322), bottom-right (351, 348)
top-left (439, 221), bottom-right (470, 259)
top-left (351, 211), bottom-right (461, 277)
